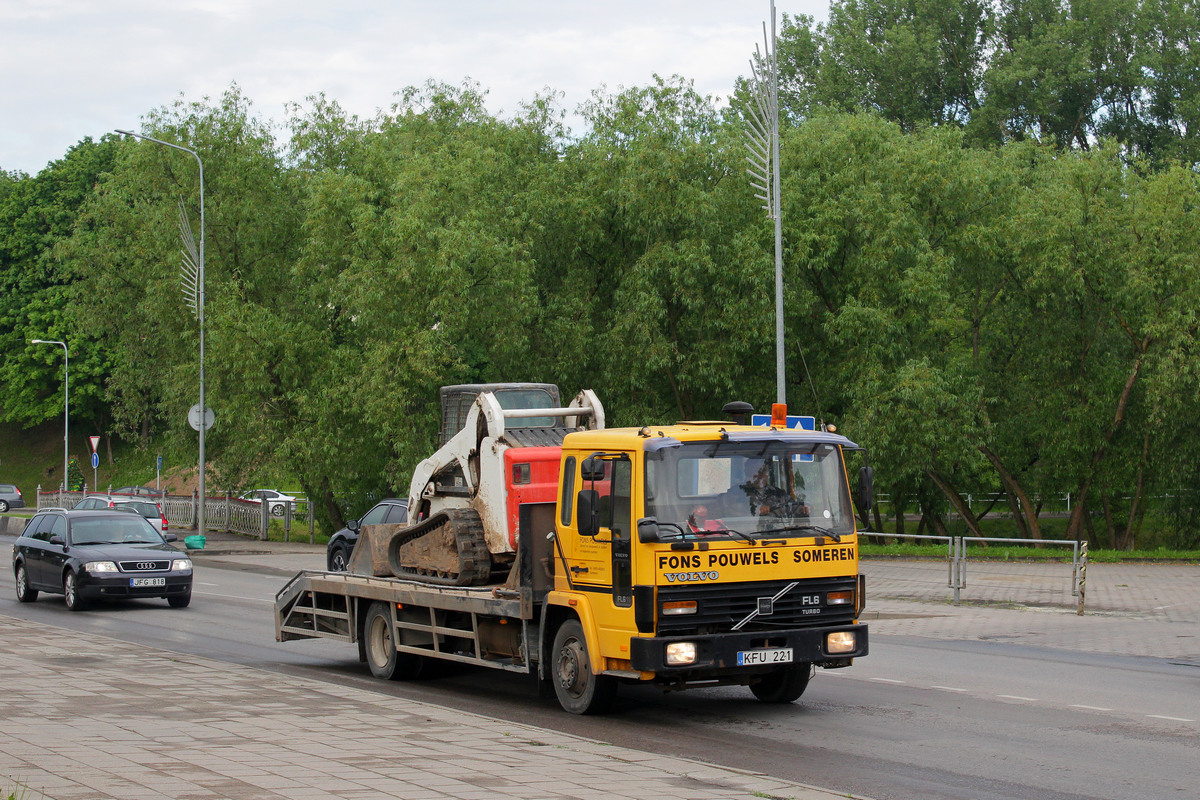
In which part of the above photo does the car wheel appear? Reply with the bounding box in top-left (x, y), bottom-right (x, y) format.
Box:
top-left (749, 663), bottom-right (812, 703)
top-left (271, 503), bottom-right (285, 517)
top-left (168, 589), bottom-right (192, 608)
top-left (328, 545), bottom-right (350, 572)
top-left (15, 563), bottom-right (38, 602)
top-left (0, 500), bottom-right (9, 512)
top-left (552, 619), bottom-right (616, 714)
top-left (63, 570), bottom-right (88, 612)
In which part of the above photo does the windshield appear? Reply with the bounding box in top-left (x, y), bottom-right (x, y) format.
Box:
top-left (70, 517), bottom-right (165, 545)
top-left (644, 440), bottom-right (855, 540)
top-left (118, 501), bottom-right (160, 517)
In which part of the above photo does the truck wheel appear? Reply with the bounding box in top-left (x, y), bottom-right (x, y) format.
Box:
top-left (551, 619), bottom-right (615, 714)
top-left (750, 663), bottom-right (812, 703)
top-left (364, 602), bottom-right (428, 680)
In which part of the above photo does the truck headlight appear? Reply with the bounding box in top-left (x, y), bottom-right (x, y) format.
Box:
top-left (85, 561), bottom-right (119, 573)
top-left (826, 631), bottom-right (856, 654)
top-left (172, 559), bottom-right (193, 571)
top-left (665, 642), bottom-right (697, 665)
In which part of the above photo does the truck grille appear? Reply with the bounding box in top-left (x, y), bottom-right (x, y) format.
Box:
top-left (656, 577), bottom-right (858, 635)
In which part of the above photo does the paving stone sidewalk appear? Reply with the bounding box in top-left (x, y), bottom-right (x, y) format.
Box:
top-left (0, 615), bottom-right (866, 800)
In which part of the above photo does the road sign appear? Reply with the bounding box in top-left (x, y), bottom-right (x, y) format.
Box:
top-left (751, 413), bottom-right (816, 430)
top-left (188, 404), bottom-right (215, 432)
top-left (91, 452), bottom-right (99, 469)
top-left (157, 455), bottom-right (163, 470)
top-left (89, 435), bottom-right (100, 452)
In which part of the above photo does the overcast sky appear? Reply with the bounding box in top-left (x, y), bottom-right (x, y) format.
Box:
top-left (1, 1), bottom-right (831, 176)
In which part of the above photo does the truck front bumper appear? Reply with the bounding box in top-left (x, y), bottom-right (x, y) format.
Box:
top-left (628, 623), bottom-right (868, 674)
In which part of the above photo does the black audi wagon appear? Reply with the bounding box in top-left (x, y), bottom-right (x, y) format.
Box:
top-left (12, 508), bottom-right (193, 610)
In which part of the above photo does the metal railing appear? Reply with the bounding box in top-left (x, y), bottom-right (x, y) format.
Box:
top-left (37, 485), bottom-right (316, 542)
top-left (861, 532), bottom-right (1088, 613)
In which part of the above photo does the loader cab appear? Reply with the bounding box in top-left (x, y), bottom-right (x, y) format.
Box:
top-left (439, 383), bottom-right (561, 445)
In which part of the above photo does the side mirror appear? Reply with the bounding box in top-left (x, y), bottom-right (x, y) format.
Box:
top-left (637, 517), bottom-right (661, 543)
top-left (577, 489), bottom-right (600, 536)
top-left (855, 466), bottom-right (874, 516)
top-left (164, 533), bottom-right (178, 543)
top-left (347, 518), bottom-right (360, 532)
top-left (580, 455), bottom-right (606, 482)
top-left (50, 535), bottom-right (65, 546)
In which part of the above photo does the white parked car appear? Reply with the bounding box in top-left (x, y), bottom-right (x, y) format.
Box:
top-left (238, 489), bottom-right (300, 517)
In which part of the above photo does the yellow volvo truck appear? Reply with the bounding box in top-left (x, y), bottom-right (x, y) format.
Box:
top-left (275, 389), bottom-right (870, 714)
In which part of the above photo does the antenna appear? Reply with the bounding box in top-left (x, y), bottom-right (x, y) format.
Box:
top-left (744, 1), bottom-right (786, 405)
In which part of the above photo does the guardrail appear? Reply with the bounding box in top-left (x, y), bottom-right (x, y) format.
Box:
top-left (36, 486), bottom-right (316, 542)
top-left (861, 532), bottom-right (1088, 613)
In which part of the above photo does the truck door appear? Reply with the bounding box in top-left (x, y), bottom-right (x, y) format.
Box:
top-left (570, 453), bottom-right (638, 652)
top-left (571, 453), bottom-right (633, 607)
top-left (607, 458), bottom-right (633, 608)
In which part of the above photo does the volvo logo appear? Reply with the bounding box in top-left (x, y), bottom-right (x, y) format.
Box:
top-left (136, 562), bottom-right (156, 570)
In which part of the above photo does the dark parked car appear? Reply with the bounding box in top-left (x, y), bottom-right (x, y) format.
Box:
top-left (0, 483), bottom-right (24, 512)
top-left (326, 498), bottom-right (408, 571)
top-left (12, 508), bottom-right (192, 611)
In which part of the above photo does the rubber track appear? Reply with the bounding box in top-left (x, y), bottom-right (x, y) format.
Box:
top-left (386, 507), bottom-right (492, 586)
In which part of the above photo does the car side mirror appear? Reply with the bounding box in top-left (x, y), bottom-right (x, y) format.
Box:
top-left (50, 535), bottom-right (65, 546)
top-left (637, 517), bottom-right (661, 543)
top-left (164, 533), bottom-right (178, 542)
top-left (347, 518), bottom-right (360, 532)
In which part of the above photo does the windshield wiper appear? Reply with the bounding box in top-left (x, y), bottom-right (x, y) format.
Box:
top-left (721, 527), bottom-right (756, 543)
top-left (755, 524), bottom-right (842, 543)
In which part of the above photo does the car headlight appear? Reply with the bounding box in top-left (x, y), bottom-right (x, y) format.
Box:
top-left (826, 631), bottom-right (857, 654)
top-left (665, 642), bottom-right (697, 666)
top-left (86, 561), bottom-right (119, 573)
top-left (172, 558), bottom-right (193, 571)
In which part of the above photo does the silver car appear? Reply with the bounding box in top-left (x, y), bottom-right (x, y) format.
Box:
top-left (0, 483), bottom-right (25, 512)
top-left (73, 496), bottom-right (168, 534)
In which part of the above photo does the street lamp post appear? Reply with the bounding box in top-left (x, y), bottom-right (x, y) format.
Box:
top-left (31, 339), bottom-right (68, 491)
top-left (115, 129), bottom-right (207, 534)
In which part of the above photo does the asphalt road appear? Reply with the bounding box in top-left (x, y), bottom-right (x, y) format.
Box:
top-left (2, 547), bottom-right (1197, 800)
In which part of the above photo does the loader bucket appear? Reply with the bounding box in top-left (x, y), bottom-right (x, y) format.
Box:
top-left (346, 522), bottom-right (408, 577)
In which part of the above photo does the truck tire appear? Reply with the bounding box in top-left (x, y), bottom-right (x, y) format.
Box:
top-left (363, 602), bottom-right (428, 680)
top-left (551, 619), bottom-right (616, 714)
top-left (750, 663), bottom-right (812, 703)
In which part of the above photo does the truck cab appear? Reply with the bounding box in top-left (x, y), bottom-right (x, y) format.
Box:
top-left (546, 421), bottom-right (868, 711)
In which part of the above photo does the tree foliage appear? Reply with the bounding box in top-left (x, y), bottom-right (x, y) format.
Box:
top-left (2, 0), bottom-right (1199, 546)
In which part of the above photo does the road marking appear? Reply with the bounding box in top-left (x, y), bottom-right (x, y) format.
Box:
top-left (1070, 704), bottom-right (1113, 711)
top-left (998, 695), bottom-right (1039, 702)
top-left (868, 677), bottom-right (906, 684)
top-left (193, 590), bottom-right (273, 603)
top-left (1146, 715), bottom-right (1195, 722)
top-left (931, 686), bottom-right (967, 692)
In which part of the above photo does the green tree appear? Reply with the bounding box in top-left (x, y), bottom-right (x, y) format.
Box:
top-left (0, 138), bottom-right (117, 433)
